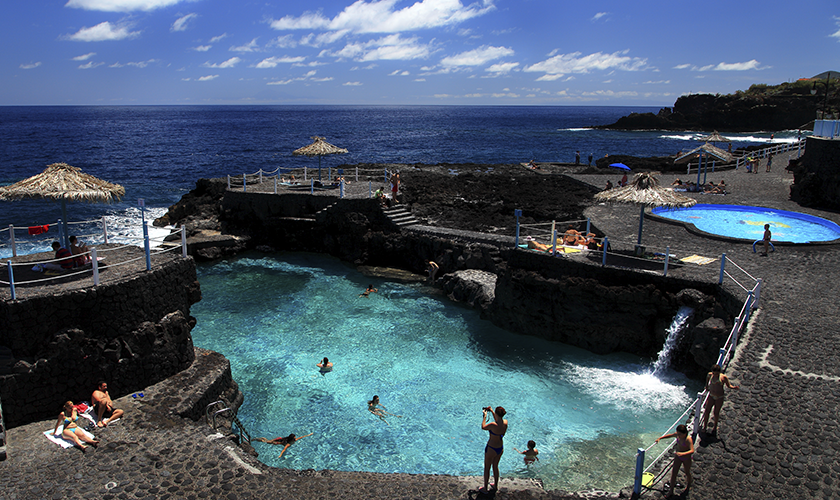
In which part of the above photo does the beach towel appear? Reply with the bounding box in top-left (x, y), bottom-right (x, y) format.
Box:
top-left (44, 426), bottom-right (96, 448)
top-left (680, 254), bottom-right (718, 265)
top-left (28, 225), bottom-right (49, 235)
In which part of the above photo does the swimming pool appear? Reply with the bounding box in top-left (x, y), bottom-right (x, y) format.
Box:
top-left (650, 204), bottom-right (840, 243)
top-left (190, 252), bottom-right (699, 492)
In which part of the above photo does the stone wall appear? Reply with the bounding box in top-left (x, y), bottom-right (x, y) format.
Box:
top-left (0, 257), bottom-right (202, 428)
top-left (789, 136), bottom-right (840, 209)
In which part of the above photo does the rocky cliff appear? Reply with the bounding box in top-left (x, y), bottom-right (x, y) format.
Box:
top-left (788, 136), bottom-right (840, 209)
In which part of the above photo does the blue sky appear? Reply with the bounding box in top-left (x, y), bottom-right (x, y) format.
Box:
top-left (4, 0), bottom-right (839, 106)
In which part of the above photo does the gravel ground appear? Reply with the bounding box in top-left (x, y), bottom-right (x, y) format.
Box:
top-left (3, 148), bottom-right (840, 500)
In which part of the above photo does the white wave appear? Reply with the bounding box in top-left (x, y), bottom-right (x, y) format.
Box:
top-left (561, 128), bottom-right (593, 131)
top-left (564, 363), bottom-right (693, 412)
top-left (660, 134), bottom-right (700, 141)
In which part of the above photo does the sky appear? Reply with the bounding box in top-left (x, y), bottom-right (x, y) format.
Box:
top-left (3, 0), bottom-right (839, 106)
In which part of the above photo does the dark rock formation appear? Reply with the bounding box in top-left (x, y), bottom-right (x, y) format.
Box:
top-left (597, 93), bottom-right (819, 132)
top-left (788, 136), bottom-right (840, 209)
top-left (0, 256), bottom-right (201, 427)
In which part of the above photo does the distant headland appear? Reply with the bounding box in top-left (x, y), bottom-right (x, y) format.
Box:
top-left (596, 73), bottom-right (839, 132)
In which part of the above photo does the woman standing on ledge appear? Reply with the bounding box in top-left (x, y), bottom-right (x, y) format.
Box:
top-left (481, 405), bottom-right (507, 493)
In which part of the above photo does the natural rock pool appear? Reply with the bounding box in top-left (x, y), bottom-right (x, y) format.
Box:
top-left (190, 251), bottom-right (700, 492)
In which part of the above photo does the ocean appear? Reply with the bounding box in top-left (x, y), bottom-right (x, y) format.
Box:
top-left (0, 105), bottom-right (796, 235)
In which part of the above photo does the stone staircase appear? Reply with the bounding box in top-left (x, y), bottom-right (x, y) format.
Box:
top-left (382, 205), bottom-right (420, 228)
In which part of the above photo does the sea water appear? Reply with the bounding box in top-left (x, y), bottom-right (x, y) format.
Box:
top-left (190, 252), bottom-right (701, 492)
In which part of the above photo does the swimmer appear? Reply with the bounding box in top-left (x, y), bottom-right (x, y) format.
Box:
top-left (254, 432), bottom-right (314, 458)
top-left (359, 284), bottom-right (378, 298)
top-left (367, 395), bottom-right (402, 425)
top-left (317, 357), bottom-right (333, 374)
top-left (514, 440), bottom-right (539, 465)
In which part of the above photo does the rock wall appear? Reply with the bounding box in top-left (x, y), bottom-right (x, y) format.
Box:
top-left (788, 136), bottom-right (840, 209)
top-left (0, 257), bottom-right (202, 428)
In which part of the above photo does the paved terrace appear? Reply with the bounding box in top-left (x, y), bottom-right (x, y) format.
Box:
top-left (2, 151), bottom-right (840, 500)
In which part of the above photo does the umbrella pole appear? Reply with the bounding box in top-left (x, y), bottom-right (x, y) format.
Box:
top-left (61, 198), bottom-right (70, 249)
top-left (318, 156), bottom-right (322, 181)
top-left (637, 204), bottom-right (645, 246)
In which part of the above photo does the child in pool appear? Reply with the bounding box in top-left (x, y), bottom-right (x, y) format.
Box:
top-left (514, 440), bottom-right (539, 465)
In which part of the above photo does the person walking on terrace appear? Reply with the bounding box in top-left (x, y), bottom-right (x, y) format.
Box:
top-left (701, 364), bottom-right (740, 434)
top-left (655, 424), bottom-right (694, 498)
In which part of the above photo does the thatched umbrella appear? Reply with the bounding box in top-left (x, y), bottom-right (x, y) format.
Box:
top-left (293, 136), bottom-right (348, 181)
top-left (675, 143), bottom-right (733, 186)
top-left (0, 162), bottom-right (125, 248)
top-left (697, 131), bottom-right (731, 145)
top-left (593, 172), bottom-right (696, 247)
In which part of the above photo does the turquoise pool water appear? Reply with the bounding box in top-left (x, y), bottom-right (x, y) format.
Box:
top-left (190, 252), bottom-right (699, 491)
top-left (651, 204), bottom-right (840, 243)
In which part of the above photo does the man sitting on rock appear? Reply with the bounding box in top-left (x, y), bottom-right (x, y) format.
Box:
top-left (92, 381), bottom-right (124, 427)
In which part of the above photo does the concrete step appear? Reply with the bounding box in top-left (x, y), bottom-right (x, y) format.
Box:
top-left (382, 206), bottom-right (419, 227)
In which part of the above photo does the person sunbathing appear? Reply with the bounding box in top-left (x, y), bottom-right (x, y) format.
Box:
top-left (526, 239), bottom-right (552, 252)
top-left (54, 401), bottom-right (99, 452)
top-left (69, 235), bottom-right (90, 266)
top-left (563, 227), bottom-right (581, 246)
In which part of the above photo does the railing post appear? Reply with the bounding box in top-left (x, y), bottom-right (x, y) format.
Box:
top-left (664, 246), bottom-right (670, 276)
top-left (7, 261), bottom-right (15, 301)
top-left (310, 179), bottom-right (314, 195)
top-left (340, 179), bottom-right (345, 199)
top-left (602, 237), bottom-right (608, 266)
top-left (385, 169), bottom-right (388, 183)
top-left (227, 175), bottom-right (231, 190)
top-left (550, 221), bottom-right (557, 256)
top-left (0, 391), bottom-right (7, 460)
top-left (91, 247), bottom-right (99, 286)
top-left (369, 181), bottom-right (372, 198)
top-left (274, 177), bottom-right (277, 194)
top-left (57, 219), bottom-right (64, 248)
top-left (9, 225), bottom-right (16, 257)
top-left (693, 392), bottom-right (704, 441)
top-left (143, 221), bottom-right (151, 271)
top-left (585, 217), bottom-right (591, 235)
top-left (181, 226), bottom-right (188, 258)
top-left (718, 253), bottom-right (726, 284)
top-left (632, 448), bottom-right (645, 498)
top-left (259, 170), bottom-right (263, 183)
top-left (514, 209), bottom-right (522, 247)
top-left (242, 174), bottom-right (246, 193)
top-left (304, 166), bottom-right (307, 181)
top-left (717, 347), bottom-right (727, 367)
top-left (102, 217), bottom-right (109, 244)
top-left (753, 278), bottom-right (762, 308)
top-left (355, 166), bottom-right (359, 182)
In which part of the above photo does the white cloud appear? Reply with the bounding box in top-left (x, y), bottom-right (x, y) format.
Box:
top-left (78, 61), bottom-right (104, 69)
top-left (591, 12), bottom-right (608, 21)
top-left (642, 80), bottom-right (670, 84)
top-left (679, 60), bottom-right (765, 71)
top-left (210, 33), bottom-right (228, 43)
top-left (485, 61), bottom-right (519, 74)
top-left (65, 0), bottom-right (186, 12)
top-left (230, 38), bottom-right (259, 52)
top-left (66, 21), bottom-right (140, 42)
top-left (441, 45), bottom-right (513, 68)
top-left (20, 62), bottom-right (42, 69)
top-left (311, 76), bottom-right (334, 82)
top-left (192, 45), bottom-right (211, 52)
top-left (268, 35), bottom-right (297, 48)
top-left (343, 81), bottom-right (362, 86)
top-left (72, 52), bottom-right (96, 61)
top-left (171, 13), bottom-right (197, 32)
top-left (270, 0), bottom-right (496, 34)
top-left (255, 56), bottom-right (307, 68)
top-left (267, 79), bottom-right (294, 85)
top-left (197, 75), bottom-right (218, 81)
top-left (332, 34), bottom-right (431, 61)
top-left (831, 16), bottom-right (840, 40)
top-left (203, 57), bottom-right (241, 68)
top-left (300, 30), bottom-right (350, 48)
top-left (524, 50), bottom-right (647, 78)
top-left (127, 59), bottom-right (156, 68)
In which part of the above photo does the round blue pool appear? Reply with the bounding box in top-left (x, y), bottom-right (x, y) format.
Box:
top-left (650, 204), bottom-right (840, 243)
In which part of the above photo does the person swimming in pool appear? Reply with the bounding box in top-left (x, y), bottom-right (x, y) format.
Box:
top-left (367, 395), bottom-right (401, 425)
top-left (359, 284), bottom-right (378, 298)
top-left (481, 405), bottom-right (508, 493)
top-left (317, 357), bottom-right (333, 374)
top-left (514, 440), bottom-right (539, 465)
top-left (254, 432), bottom-right (314, 458)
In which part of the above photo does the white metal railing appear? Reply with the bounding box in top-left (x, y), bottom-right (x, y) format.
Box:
top-left (0, 217), bottom-right (109, 258)
top-left (813, 119), bottom-right (840, 139)
top-left (227, 165), bottom-right (390, 193)
top-left (2, 224), bottom-right (187, 300)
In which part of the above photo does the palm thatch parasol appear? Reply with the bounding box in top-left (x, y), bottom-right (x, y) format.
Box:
top-left (594, 171), bottom-right (696, 246)
top-left (293, 136), bottom-right (349, 181)
top-left (697, 130), bottom-right (731, 144)
top-left (0, 162), bottom-right (125, 248)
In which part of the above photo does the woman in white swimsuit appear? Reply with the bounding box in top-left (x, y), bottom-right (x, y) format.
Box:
top-left (702, 364), bottom-right (739, 434)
